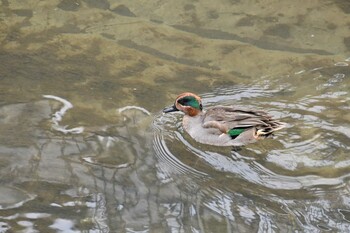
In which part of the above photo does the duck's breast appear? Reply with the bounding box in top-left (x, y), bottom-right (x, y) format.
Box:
top-left (182, 115), bottom-right (234, 146)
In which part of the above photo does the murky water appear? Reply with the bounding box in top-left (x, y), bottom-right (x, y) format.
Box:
top-left (0, 0), bottom-right (350, 232)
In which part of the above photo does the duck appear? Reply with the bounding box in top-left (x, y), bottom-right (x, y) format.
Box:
top-left (163, 92), bottom-right (285, 146)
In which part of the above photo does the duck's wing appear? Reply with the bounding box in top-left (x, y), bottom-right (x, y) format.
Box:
top-left (202, 106), bottom-right (283, 137)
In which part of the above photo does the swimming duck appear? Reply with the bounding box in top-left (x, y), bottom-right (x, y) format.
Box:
top-left (163, 92), bottom-right (285, 146)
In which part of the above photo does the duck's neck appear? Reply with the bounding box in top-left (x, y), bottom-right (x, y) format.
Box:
top-left (186, 107), bottom-right (202, 117)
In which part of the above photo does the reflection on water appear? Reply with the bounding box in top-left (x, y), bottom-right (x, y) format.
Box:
top-left (1, 0), bottom-right (350, 232)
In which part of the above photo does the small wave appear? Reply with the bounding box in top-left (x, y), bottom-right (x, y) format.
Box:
top-left (43, 95), bottom-right (84, 134)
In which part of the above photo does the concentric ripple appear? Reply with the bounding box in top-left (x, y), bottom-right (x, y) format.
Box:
top-left (154, 64), bottom-right (350, 231)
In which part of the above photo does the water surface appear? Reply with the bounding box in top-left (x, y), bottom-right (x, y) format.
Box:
top-left (0, 0), bottom-right (349, 232)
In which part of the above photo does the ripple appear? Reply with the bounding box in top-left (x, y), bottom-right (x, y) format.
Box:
top-left (334, 62), bottom-right (349, 66)
top-left (153, 117), bottom-right (208, 183)
top-left (0, 186), bottom-right (35, 210)
top-left (157, 82), bottom-right (349, 187)
top-left (201, 85), bottom-right (279, 104)
top-left (155, 76), bottom-right (350, 231)
top-left (153, 134), bottom-right (208, 180)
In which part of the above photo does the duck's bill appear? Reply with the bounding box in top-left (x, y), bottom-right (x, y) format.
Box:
top-left (163, 105), bottom-right (179, 113)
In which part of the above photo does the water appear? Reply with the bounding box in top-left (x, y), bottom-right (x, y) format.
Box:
top-left (0, 0), bottom-right (349, 232)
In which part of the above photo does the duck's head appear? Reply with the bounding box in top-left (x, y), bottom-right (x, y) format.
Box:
top-left (163, 92), bottom-right (203, 116)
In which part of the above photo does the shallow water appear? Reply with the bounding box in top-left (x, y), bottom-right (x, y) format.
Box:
top-left (0, 0), bottom-right (350, 232)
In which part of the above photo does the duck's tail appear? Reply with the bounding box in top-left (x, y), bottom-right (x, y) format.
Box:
top-left (256, 120), bottom-right (286, 138)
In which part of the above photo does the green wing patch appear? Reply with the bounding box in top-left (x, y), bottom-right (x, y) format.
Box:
top-left (227, 128), bottom-right (246, 139)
